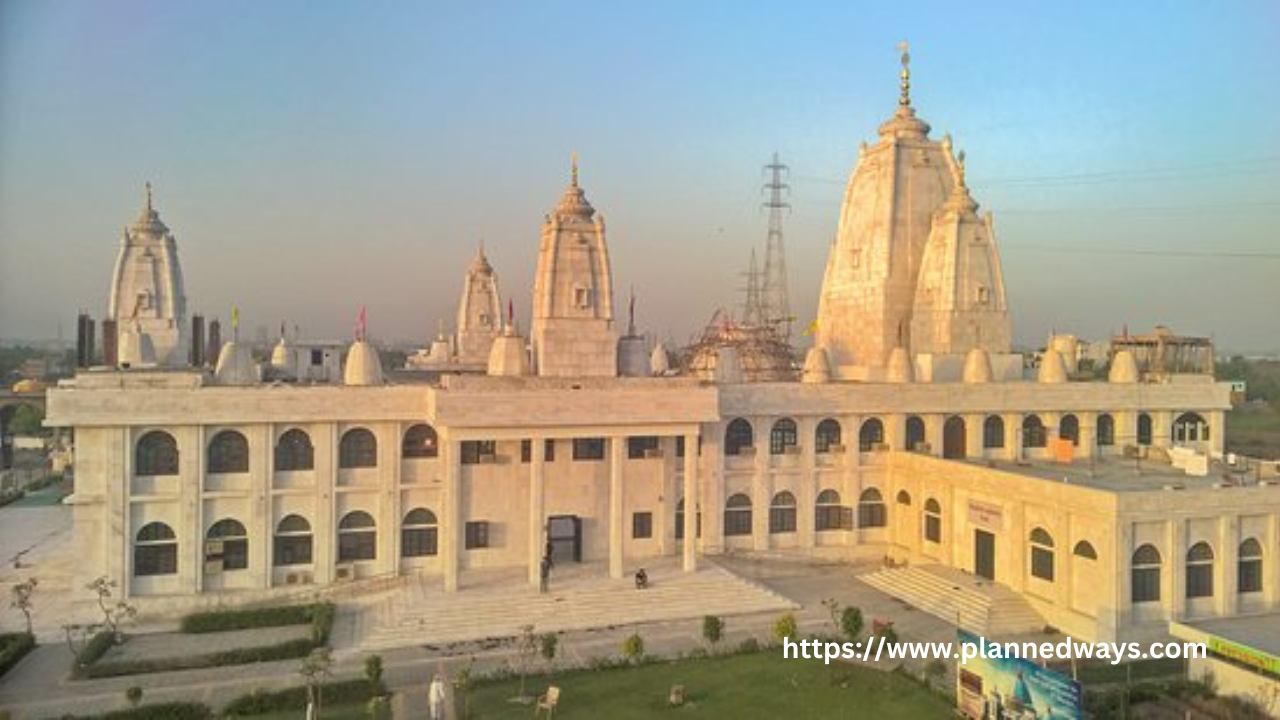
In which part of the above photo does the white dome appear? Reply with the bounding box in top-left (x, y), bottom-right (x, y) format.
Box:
top-left (650, 343), bottom-right (670, 375)
top-left (343, 340), bottom-right (385, 386)
top-left (962, 347), bottom-right (994, 384)
top-left (215, 342), bottom-right (259, 385)
top-left (1109, 350), bottom-right (1140, 384)
top-left (487, 331), bottom-right (530, 377)
top-left (1037, 349), bottom-right (1069, 384)
top-left (802, 346), bottom-right (831, 384)
top-left (885, 347), bottom-right (914, 383)
top-left (270, 339), bottom-right (295, 376)
top-left (617, 336), bottom-right (651, 377)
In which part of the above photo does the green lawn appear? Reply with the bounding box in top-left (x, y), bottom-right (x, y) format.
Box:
top-left (240, 701), bottom-right (370, 720)
top-left (464, 651), bottom-right (950, 719)
top-left (1225, 406), bottom-right (1280, 457)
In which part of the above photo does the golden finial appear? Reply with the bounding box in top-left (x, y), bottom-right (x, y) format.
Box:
top-left (571, 151), bottom-right (579, 187)
top-left (897, 41), bottom-right (911, 107)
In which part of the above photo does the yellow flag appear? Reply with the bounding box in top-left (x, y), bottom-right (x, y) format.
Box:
top-left (231, 306), bottom-right (239, 331)
top-left (803, 317), bottom-right (819, 336)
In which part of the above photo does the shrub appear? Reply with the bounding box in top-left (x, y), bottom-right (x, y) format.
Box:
top-left (59, 702), bottom-right (214, 720)
top-left (126, 686), bottom-right (143, 707)
top-left (79, 630), bottom-right (116, 667)
top-left (736, 637), bottom-right (760, 654)
top-left (0, 633), bottom-right (36, 677)
top-left (702, 615), bottom-right (724, 648)
top-left (540, 633), bottom-right (558, 663)
top-left (180, 603), bottom-right (323, 634)
top-left (772, 612), bottom-right (798, 645)
top-left (875, 625), bottom-right (899, 649)
top-left (840, 607), bottom-right (863, 642)
top-left (364, 654), bottom-right (385, 695)
top-left (222, 679), bottom-right (374, 715)
top-left (622, 633), bottom-right (645, 664)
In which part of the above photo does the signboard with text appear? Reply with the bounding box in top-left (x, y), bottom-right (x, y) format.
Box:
top-left (956, 630), bottom-right (1082, 720)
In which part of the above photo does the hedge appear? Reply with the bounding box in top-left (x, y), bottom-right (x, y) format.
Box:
top-left (180, 602), bottom-right (330, 635)
top-left (61, 702), bottom-right (213, 720)
top-left (222, 678), bottom-right (380, 715)
top-left (0, 633), bottom-right (35, 677)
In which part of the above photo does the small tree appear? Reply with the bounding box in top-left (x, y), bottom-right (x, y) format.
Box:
top-left (622, 633), bottom-right (645, 665)
top-left (454, 656), bottom-right (475, 720)
top-left (540, 633), bottom-right (559, 674)
top-left (511, 624), bottom-right (539, 702)
top-left (10, 577), bottom-right (37, 636)
top-left (86, 576), bottom-right (136, 642)
top-left (772, 612), bottom-right (797, 645)
top-left (875, 624), bottom-right (899, 649)
top-left (840, 606), bottom-right (864, 642)
top-left (364, 654), bottom-right (384, 697)
top-left (10, 405), bottom-right (44, 436)
top-left (702, 615), bottom-right (724, 652)
top-left (125, 686), bottom-right (143, 709)
top-left (923, 659), bottom-right (948, 691)
top-left (300, 647), bottom-right (333, 720)
top-left (62, 622), bottom-right (102, 668)
top-left (820, 598), bottom-right (841, 637)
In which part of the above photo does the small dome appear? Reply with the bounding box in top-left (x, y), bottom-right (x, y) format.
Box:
top-left (650, 343), bottom-right (670, 375)
top-left (802, 346), bottom-right (831, 384)
top-left (343, 340), bottom-right (384, 386)
top-left (617, 336), bottom-right (650, 377)
top-left (118, 326), bottom-right (157, 369)
top-left (885, 347), bottom-right (914, 383)
top-left (962, 347), bottom-right (994, 384)
top-left (270, 338), bottom-right (295, 376)
top-left (487, 330), bottom-right (530, 377)
top-left (1109, 350), bottom-right (1140, 384)
top-left (215, 342), bottom-right (259, 385)
top-left (1037, 349), bottom-right (1069, 384)
top-left (12, 379), bottom-right (45, 393)
top-left (714, 346), bottom-right (744, 384)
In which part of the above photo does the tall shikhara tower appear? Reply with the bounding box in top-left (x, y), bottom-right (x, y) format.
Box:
top-left (107, 183), bottom-right (188, 366)
top-left (813, 45), bottom-right (1012, 382)
top-left (455, 244), bottom-right (503, 365)
top-left (530, 157), bottom-right (617, 377)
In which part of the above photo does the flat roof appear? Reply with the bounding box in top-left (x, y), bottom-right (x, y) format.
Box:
top-left (1171, 617), bottom-right (1280, 673)
top-left (967, 456), bottom-right (1262, 493)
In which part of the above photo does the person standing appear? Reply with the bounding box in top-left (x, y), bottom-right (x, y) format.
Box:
top-left (429, 672), bottom-right (447, 720)
top-left (540, 554), bottom-right (552, 593)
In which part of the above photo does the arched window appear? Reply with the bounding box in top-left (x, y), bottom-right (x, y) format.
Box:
top-left (924, 499), bottom-right (942, 544)
top-left (1137, 413), bottom-right (1153, 446)
top-left (1096, 414), bottom-right (1115, 447)
top-left (983, 416), bottom-right (1005, 449)
top-left (274, 514), bottom-right (313, 566)
top-left (815, 489), bottom-right (846, 531)
top-left (769, 491), bottom-right (797, 534)
top-left (1059, 415), bottom-right (1079, 446)
top-left (675, 498), bottom-right (701, 540)
top-left (1073, 541), bottom-right (1098, 560)
top-left (1131, 544), bottom-right (1162, 603)
top-left (815, 419), bottom-right (842, 454)
top-left (1173, 412), bottom-right (1208, 444)
top-left (134, 522), bottom-right (177, 576)
top-left (207, 518), bottom-right (248, 570)
top-left (1239, 538), bottom-right (1263, 594)
top-left (943, 416), bottom-right (966, 459)
top-left (1022, 415), bottom-right (1046, 449)
top-left (339, 428), bottom-right (378, 469)
top-left (402, 424), bottom-right (439, 459)
top-left (208, 430), bottom-right (249, 474)
top-left (770, 418), bottom-right (798, 455)
top-left (859, 418), bottom-right (885, 452)
top-left (905, 416), bottom-right (926, 451)
top-left (725, 418), bottom-right (754, 456)
top-left (895, 490), bottom-right (912, 506)
top-left (1186, 542), bottom-right (1214, 599)
top-left (401, 508), bottom-right (439, 558)
top-left (857, 488), bottom-right (886, 529)
top-left (136, 431), bottom-right (179, 476)
top-left (723, 493), bottom-right (753, 537)
top-left (338, 511), bottom-right (377, 561)
top-left (1030, 528), bottom-right (1055, 581)
top-left (275, 429), bottom-right (314, 472)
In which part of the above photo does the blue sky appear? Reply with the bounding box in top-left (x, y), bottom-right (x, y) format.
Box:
top-left (1, 1), bottom-right (1278, 352)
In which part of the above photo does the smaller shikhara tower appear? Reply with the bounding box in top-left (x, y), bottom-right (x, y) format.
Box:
top-left (107, 183), bottom-right (188, 366)
top-left (530, 156), bottom-right (617, 377)
top-left (455, 244), bottom-right (503, 364)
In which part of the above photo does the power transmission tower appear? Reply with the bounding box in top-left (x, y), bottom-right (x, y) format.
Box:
top-left (761, 152), bottom-right (793, 341)
top-left (741, 248), bottom-right (766, 326)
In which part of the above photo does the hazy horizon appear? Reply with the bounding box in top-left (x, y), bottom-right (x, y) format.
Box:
top-left (2, 1), bottom-right (1278, 354)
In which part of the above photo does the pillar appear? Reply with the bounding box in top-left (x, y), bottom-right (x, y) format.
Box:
top-left (798, 417), bottom-right (817, 550)
top-left (609, 436), bottom-right (624, 579)
top-left (443, 439), bottom-right (461, 592)
top-left (527, 437), bottom-right (545, 588)
top-left (752, 418), bottom-right (769, 551)
top-left (682, 432), bottom-right (698, 572)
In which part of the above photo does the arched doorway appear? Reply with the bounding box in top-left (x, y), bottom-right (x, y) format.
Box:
top-left (943, 416), bottom-right (966, 459)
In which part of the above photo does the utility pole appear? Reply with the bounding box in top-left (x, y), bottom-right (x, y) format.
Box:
top-left (761, 152), bottom-right (792, 341)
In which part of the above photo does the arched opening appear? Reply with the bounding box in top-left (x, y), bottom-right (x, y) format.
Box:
top-left (924, 499), bottom-right (942, 544)
top-left (983, 415), bottom-right (1005, 449)
top-left (1239, 538), bottom-right (1263, 594)
top-left (1185, 542), bottom-right (1214, 599)
top-left (274, 514), bottom-right (313, 566)
top-left (815, 419), bottom-right (842, 454)
top-left (1131, 544), bottom-right (1161, 603)
top-left (402, 424), bottom-right (439, 459)
top-left (815, 489), bottom-right (846, 531)
top-left (1030, 527), bottom-right (1055, 581)
top-left (1059, 415), bottom-right (1079, 446)
top-left (769, 491), bottom-right (797, 534)
top-left (1073, 541), bottom-right (1098, 560)
top-left (675, 498), bottom-right (701, 540)
top-left (207, 518), bottom-right (248, 570)
top-left (275, 429), bottom-right (314, 472)
top-left (1096, 414), bottom-right (1115, 447)
top-left (943, 416), bottom-right (966, 459)
top-left (338, 511), bottom-right (377, 561)
top-left (857, 488), bottom-right (886, 528)
top-left (1173, 412), bottom-right (1209, 444)
top-left (770, 418), bottom-right (798, 455)
top-left (208, 430), bottom-right (249, 474)
top-left (134, 522), bottom-right (177, 576)
top-left (1137, 413), bottom-right (1153, 446)
top-left (1022, 415), bottom-right (1047, 449)
top-left (402, 508), bottom-right (439, 558)
top-left (136, 431), bottom-right (179, 476)
top-left (905, 416), bottom-right (926, 451)
top-left (339, 428), bottom-right (378, 469)
top-left (859, 418), bottom-right (885, 452)
top-left (723, 493), bottom-right (752, 536)
top-left (725, 418), bottom-right (754, 456)
top-left (895, 490), bottom-right (912, 506)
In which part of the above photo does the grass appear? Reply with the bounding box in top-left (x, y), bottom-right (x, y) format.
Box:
top-left (1225, 405), bottom-right (1280, 458)
top-left (235, 702), bottom-right (370, 720)
top-left (464, 651), bottom-right (949, 719)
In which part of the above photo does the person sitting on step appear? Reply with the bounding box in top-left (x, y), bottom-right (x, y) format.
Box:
top-left (634, 568), bottom-right (649, 589)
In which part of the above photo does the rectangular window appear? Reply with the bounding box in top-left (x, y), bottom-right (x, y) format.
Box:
top-left (134, 545), bottom-right (178, 576)
top-left (1186, 564), bottom-right (1213, 598)
top-left (402, 528), bottom-right (439, 557)
top-left (628, 436), bottom-right (659, 459)
top-left (573, 438), bottom-right (605, 461)
top-left (1031, 548), bottom-right (1055, 582)
top-left (1239, 559), bottom-right (1263, 594)
top-left (769, 508), bottom-right (797, 534)
top-left (274, 536), bottom-right (312, 566)
top-left (338, 531), bottom-right (376, 562)
top-left (310, 349), bottom-right (324, 366)
top-left (925, 516), bottom-right (942, 544)
top-left (1131, 568), bottom-right (1160, 603)
top-left (465, 521), bottom-right (490, 550)
top-left (815, 506), bottom-right (847, 532)
top-left (461, 440), bottom-right (496, 465)
top-left (632, 512), bottom-right (653, 539)
top-left (724, 510), bottom-right (752, 537)
top-left (520, 439), bottom-right (556, 463)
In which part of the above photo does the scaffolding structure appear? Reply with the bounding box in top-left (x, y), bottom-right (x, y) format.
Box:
top-left (680, 308), bottom-right (797, 383)
top-left (1110, 326), bottom-right (1215, 378)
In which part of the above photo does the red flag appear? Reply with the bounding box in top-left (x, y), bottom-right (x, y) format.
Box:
top-left (357, 306), bottom-right (367, 341)
top-left (507, 299), bottom-right (514, 327)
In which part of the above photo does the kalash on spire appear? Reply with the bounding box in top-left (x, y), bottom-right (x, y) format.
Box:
top-left (809, 43), bottom-right (1014, 383)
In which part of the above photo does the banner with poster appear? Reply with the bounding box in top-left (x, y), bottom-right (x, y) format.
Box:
top-left (955, 630), bottom-right (1082, 720)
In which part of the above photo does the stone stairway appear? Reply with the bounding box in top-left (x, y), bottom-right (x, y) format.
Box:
top-left (353, 560), bottom-right (799, 653)
top-left (857, 564), bottom-right (1044, 637)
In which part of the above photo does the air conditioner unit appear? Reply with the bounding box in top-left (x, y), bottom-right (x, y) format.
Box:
top-left (335, 563), bottom-right (356, 582)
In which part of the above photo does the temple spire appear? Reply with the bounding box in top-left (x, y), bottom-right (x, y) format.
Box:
top-left (145, 181), bottom-right (153, 213)
top-left (897, 41), bottom-right (911, 107)
top-left (570, 151), bottom-right (579, 187)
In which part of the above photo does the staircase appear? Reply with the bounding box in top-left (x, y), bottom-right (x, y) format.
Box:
top-left (858, 564), bottom-right (1044, 637)
top-left (354, 562), bottom-right (798, 653)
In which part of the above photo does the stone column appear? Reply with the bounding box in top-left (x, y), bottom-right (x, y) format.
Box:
top-left (1267, 513), bottom-right (1280, 610)
top-left (1004, 413), bottom-right (1021, 462)
top-left (1209, 410), bottom-right (1226, 457)
top-left (965, 413), bottom-right (984, 461)
top-left (258, 424), bottom-right (273, 590)
top-left (527, 437), bottom-right (545, 588)
top-left (703, 426), bottom-right (725, 555)
top-left (798, 417), bottom-right (817, 551)
top-left (1217, 515), bottom-right (1236, 617)
top-left (442, 438), bottom-right (461, 592)
top-left (1152, 410), bottom-right (1174, 449)
top-left (682, 432), bottom-right (698, 572)
top-left (609, 436), bottom-right (625, 579)
top-left (925, 414), bottom-right (944, 457)
top-left (189, 425), bottom-right (205, 595)
top-left (752, 418), bottom-right (770, 551)
top-left (1078, 413), bottom-right (1097, 466)
top-left (1167, 520), bottom-right (1185, 620)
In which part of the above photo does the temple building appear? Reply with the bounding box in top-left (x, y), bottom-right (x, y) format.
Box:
top-left (47, 53), bottom-right (1274, 649)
